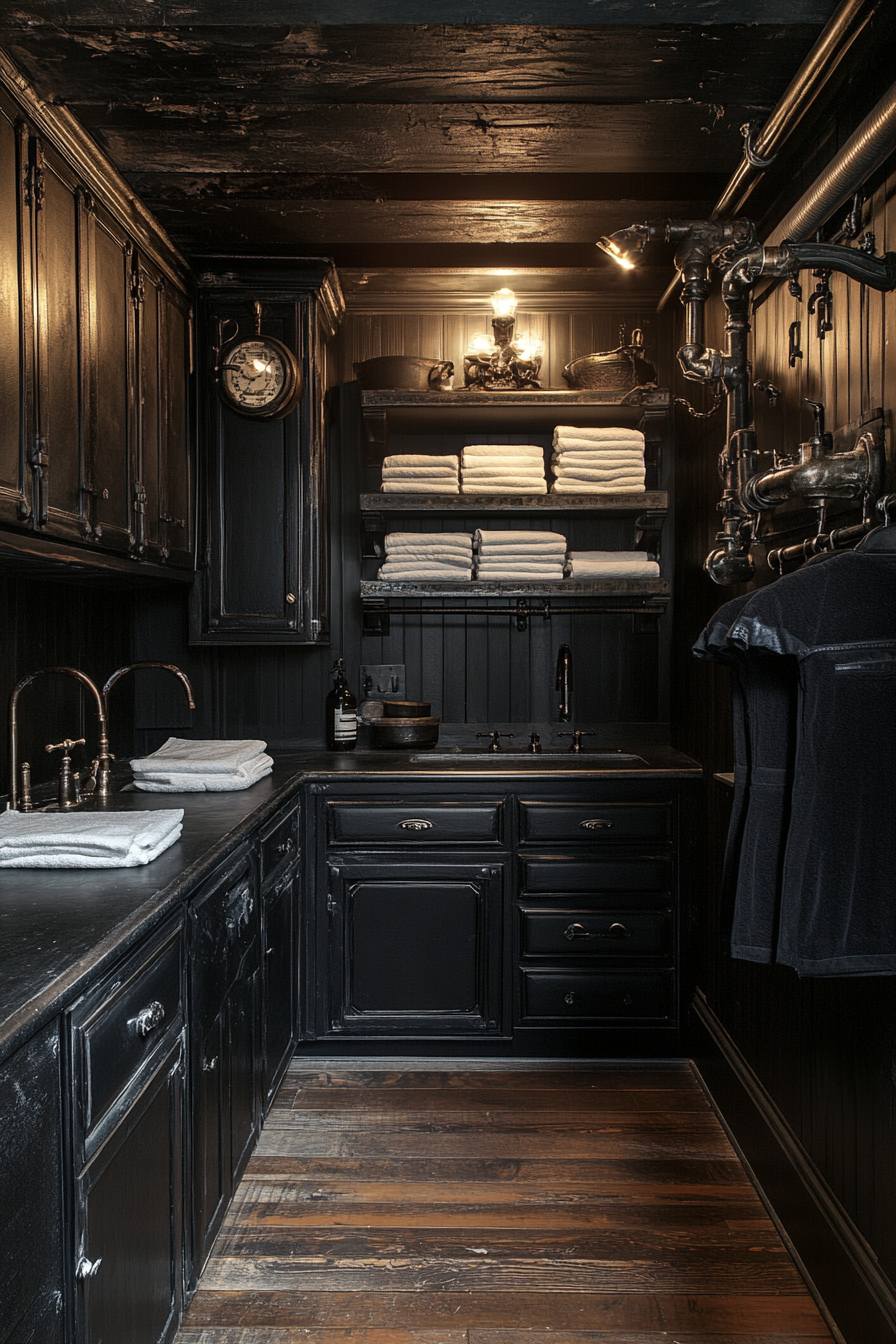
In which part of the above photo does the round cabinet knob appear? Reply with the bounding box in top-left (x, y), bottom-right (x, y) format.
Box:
top-left (398, 818), bottom-right (433, 831)
top-left (621, 993), bottom-right (634, 1007)
top-left (564, 991), bottom-right (576, 1005)
top-left (286, 593), bottom-right (296, 604)
top-left (133, 1000), bottom-right (165, 1037)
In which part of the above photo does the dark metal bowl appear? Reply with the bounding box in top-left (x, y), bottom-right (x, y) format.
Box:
top-left (369, 717), bottom-right (441, 750)
top-left (382, 700), bottom-right (432, 718)
top-left (353, 356), bottom-right (453, 391)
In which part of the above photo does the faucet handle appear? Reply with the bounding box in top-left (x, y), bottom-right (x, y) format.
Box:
top-left (476, 731), bottom-right (516, 753)
top-left (45, 738), bottom-right (86, 755)
top-left (557, 729), bottom-right (595, 753)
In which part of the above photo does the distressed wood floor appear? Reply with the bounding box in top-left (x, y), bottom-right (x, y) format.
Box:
top-left (176, 1059), bottom-right (834, 1344)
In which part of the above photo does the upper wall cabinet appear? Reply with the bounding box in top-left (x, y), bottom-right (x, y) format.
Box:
top-left (0, 81), bottom-right (194, 571)
top-left (190, 258), bottom-right (344, 646)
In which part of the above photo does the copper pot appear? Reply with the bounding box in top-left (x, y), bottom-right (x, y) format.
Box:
top-left (562, 328), bottom-right (656, 393)
top-left (353, 356), bottom-right (454, 392)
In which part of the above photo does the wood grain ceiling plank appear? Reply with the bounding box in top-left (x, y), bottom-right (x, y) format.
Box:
top-left (0, 24), bottom-right (819, 107)
top-left (72, 101), bottom-right (751, 174)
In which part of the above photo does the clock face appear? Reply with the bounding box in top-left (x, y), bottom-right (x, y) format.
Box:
top-left (218, 336), bottom-right (302, 418)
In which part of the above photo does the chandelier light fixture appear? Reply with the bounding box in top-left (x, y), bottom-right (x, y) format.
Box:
top-left (463, 288), bottom-right (544, 390)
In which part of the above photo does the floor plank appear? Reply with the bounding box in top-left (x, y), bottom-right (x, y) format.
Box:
top-left (178, 1063), bottom-right (833, 1344)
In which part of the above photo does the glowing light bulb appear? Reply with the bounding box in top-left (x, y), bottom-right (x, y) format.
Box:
top-left (467, 332), bottom-right (496, 357)
top-left (513, 333), bottom-right (544, 362)
top-left (490, 287), bottom-right (518, 318)
top-left (596, 236), bottom-right (637, 270)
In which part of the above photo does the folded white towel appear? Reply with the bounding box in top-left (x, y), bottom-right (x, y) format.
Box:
top-left (382, 481), bottom-right (460, 493)
top-left (565, 556), bottom-right (660, 578)
top-left (552, 447), bottom-right (644, 461)
top-left (550, 479), bottom-right (646, 495)
top-left (461, 455), bottom-right (545, 470)
top-left (553, 425), bottom-right (644, 443)
top-left (377, 567), bottom-right (472, 581)
top-left (385, 531), bottom-right (472, 551)
top-left (131, 738), bottom-right (266, 776)
top-left (0, 809), bottom-right (184, 868)
top-left (382, 549), bottom-right (471, 567)
top-left (463, 443), bottom-right (544, 458)
top-left (477, 561), bottom-right (565, 574)
top-left (383, 454), bottom-right (459, 469)
top-left (382, 467), bottom-right (460, 480)
top-left (474, 530), bottom-right (567, 547)
top-left (474, 568), bottom-right (564, 580)
top-left (476, 545), bottom-right (567, 560)
top-left (553, 467), bottom-right (645, 483)
top-left (133, 753), bottom-right (273, 792)
top-left (379, 558), bottom-right (472, 573)
top-left (461, 471), bottom-right (546, 483)
top-left (462, 482), bottom-right (548, 494)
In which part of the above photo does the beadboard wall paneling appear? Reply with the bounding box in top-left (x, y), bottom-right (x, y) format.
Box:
top-left (670, 152), bottom-right (896, 1308)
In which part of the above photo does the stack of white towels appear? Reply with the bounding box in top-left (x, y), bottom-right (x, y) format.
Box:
top-left (565, 550), bottom-right (660, 579)
top-left (461, 444), bottom-right (547, 495)
top-left (0, 809), bottom-right (184, 868)
top-left (381, 454), bottom-right (459, 494)
top-left (377, 531), bottom-right (473, 581)
top-left (550, 425), bottom-right (646, 495)
top-left (130, 738), bottom-right (273, 792)
top-left (473, 529), bottom-right (567, 581)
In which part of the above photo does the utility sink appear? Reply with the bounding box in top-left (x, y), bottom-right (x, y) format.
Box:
top-left (409, 748), bottom-right (648, 765)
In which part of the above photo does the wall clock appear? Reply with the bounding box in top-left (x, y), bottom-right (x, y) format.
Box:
top-left (216, 302), bottom-right (303, 420)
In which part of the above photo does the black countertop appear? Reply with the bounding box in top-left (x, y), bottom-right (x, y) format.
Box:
top-left (0, 745), bottom-right (700, 1064)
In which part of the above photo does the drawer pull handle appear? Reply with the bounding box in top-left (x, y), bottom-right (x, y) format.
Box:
top-left (134, 1000), bottom-right (165, 1037)
top-left (275, 837), bottom-right (294, 855)
top-left (76, 1256), bottom-right (102, 1280)
top-left (563, 922), bottom-right (631, 941)
top-left (398, 818), bottom-right (434, 831)
top-left (564, 991), bottom-right (576, 1005)
top-left (580, 818), bottom-right (613, 830)
top-left (622, 992), bottom-right (634, 1006)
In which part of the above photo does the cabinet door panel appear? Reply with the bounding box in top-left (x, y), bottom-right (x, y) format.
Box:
top-left (0, 105), bottom-right (28, 527)
top-left (90, 209), bottom-right (132, 552)
top-left (324, 859), bottom-right (506, 1036)
top-left (34, 146), bottom-right (84, 541)
top-left (263, 868), bottom-right (299, 1111)
top-left (76, 1040), bottom-right (183, 1344)
top-left (159, 288), bottom-right (192, 567)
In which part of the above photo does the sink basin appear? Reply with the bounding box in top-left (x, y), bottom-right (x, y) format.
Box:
top-left (408, 748), bottom-right (648, 765)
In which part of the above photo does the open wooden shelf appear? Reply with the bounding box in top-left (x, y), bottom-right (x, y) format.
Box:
top-left (361, 577), bottom-right (669, 600)
top-left (361, 490), bottom-right (668, 514)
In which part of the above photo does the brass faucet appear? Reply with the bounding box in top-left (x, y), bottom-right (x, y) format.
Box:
top-left (102, 662), bottom-right (196, 794)
top-left (7, 667), bottom-right (112, 811)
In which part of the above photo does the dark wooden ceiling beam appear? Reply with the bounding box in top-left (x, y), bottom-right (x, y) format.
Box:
top-left (138, 197), bottom-right (717, 246)
top-left (0, 24), bottom-right (821, 107)
top-left (73, 100), bottom-right (753, 174)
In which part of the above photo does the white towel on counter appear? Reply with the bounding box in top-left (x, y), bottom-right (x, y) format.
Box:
top-left (0, 809), bottom-right (184, 868)
top-left (550, 478), bottom-right (645, 495)
top-left (385, 532), bottom-right (472, 551)
top-left (565, 551), bottom-right (660, 578)
top-left (463, 443), bottom-right (544, 458)
top-left (133, 753), bottom-right (273, 792)
top-left (382, 480), bottom-right (460, 493)
top-left (474, 529), bottom-right (567, 548)
top-left (383, 454), bottom-right (459, 469)
top-left (131, 738), bottom-right (266, 776)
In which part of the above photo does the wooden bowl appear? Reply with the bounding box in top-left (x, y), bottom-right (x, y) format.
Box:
top-left (369, 717), bottom-right (441, 750)
top-left (382, 700), bottom-right (432, 718)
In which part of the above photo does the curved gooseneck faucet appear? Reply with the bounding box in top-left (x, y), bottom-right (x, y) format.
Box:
top-left (102, 662), bottom-right (196, 795)
top-left (8, 667), bottom-right (111, 811)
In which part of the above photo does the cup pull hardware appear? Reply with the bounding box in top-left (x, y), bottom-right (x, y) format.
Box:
top-left (133, 1000), bottom-right (165, 1037)
top-left (398, 818), bottom-right (433, 830)
top-left (563, 922), bottom-right (630, 941)
top-left (580, 818), bottom-right (613, 830)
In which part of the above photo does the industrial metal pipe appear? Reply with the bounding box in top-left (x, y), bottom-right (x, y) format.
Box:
top-left (766, 79), bottom-right (896, 244)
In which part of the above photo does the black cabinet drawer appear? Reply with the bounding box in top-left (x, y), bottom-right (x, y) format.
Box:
top-left (260, 802), bottom-right (299, 885)
top-left (326, 800), bottom-right (504, 846)
top-left (520, 908), bottom-right (672, 959)
top-left (520, 969), bottom-right (674, 1023)
top-left (521, 855), bottom-right (672, 895)
top-left (520, 801), bottom-right (671, 844)
top-left (70, 918), bottom-right (183, 1141)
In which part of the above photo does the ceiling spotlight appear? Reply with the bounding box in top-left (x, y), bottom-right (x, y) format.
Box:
top-left (596, 228), bottom-right (648, 270)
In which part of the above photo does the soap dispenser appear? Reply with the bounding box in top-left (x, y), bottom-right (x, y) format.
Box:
top-left (326, 659), bottom-right (358, 751)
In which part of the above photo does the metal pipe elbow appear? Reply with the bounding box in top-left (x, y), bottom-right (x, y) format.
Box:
top-left (677, 343), bottom-right (724, 384)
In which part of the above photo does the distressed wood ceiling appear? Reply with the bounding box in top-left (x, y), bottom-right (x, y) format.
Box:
top-left (1, 2), bottom-right (844, 286)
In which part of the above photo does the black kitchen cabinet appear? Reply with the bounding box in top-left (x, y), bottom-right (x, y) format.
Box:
top-left (191, 258), bottom-right (344, 646)
top-left (187, 846), bottom-right (262, 1278)
top-left (0, 1021), bottom-right (65, 1344)
top-left (0, 81), bottom-right (194, 569)
top-left (259, 798), bottom-right (301, 1111)
top-left (321, 857), bottom-right (507, 1037)
top-left (68, 916), bottom-right (186, 1344)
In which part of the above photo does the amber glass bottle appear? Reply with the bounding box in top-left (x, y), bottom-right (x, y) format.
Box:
top-left (325, 658), bottom-right (357, 750)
